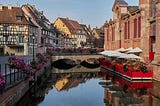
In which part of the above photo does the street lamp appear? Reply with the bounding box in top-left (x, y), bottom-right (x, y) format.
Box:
top-left (32, 33), bottom-right (35, 61)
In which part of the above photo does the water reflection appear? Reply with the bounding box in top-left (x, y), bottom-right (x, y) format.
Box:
top-left (100, 68), bottom-right (160, 106)
top-left (16, 66), bottom-right (104, 106)
top-left (16, 66), bottom-right (160, 106)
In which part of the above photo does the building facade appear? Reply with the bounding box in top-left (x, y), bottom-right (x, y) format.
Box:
top-left (22, 4), bottom-right (57, 54)
top-left (104, 0), bottom-right (160, 62)
top-left (53, 17), bottom-right (87, 48)
top-left (0, 4), bottom-right (37, 56)
top-left (92, 28), bottom-right (104, 48)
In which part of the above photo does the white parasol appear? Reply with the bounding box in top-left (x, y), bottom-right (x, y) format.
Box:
top-left (115, 47), bottom-right (126, 52)
top-left (128, 47), bottom-right (142, 53)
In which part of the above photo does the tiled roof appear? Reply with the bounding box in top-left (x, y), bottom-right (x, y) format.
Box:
top-left (59, 17), bottom-right (85, 35)
top-left (127, 6), bottom-right (139, 13)
top-left (80, 24), bottom-right (92, 36)
top-left (23, 4), bottom-right (50, 30)
top-left (112, 0), bottom-right (128, 10)
top-left (93, 28), bottom-right (104, 37)
top-left (117, 0), bottom-right (128, 5)
top-left (0, 6), bottom-right (32, 25)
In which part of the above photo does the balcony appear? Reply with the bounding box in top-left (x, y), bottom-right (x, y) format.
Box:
top-left (0, 41), bottom-right (16, 45)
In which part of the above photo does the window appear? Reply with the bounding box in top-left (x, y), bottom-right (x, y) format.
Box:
top-left (134, 18), bottom-right (137, 38)
top-left (3, 26), bottom-right (9, 31)
top-left (18, 36), bottom-right (24, 43)
top-left (107, 29), bottom-right (109, 41)
top-left (3, 36), bottom-right (8, 42)
top-left (124, 22), bottom-right (127, 39)
top-left (16, 16), bottom-right (22, 21)
top-left (138, 17), bottom-right (141, 38)
top-left (19, 26), bottom-right (24, 31)
top-left (151, 22), bottom-right (156, 36)
top-left (16, 48), bottom-right (23, 52)
top-left (112, 27), bottom-right (115, 41)
top-left (128, 21), bottom-right (130, 39)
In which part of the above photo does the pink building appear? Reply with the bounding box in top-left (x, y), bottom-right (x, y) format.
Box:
top-left (104, 0), bottom-right (160, 63)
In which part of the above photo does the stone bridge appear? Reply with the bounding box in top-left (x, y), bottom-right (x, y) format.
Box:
top-left (52, 54), bottom-right (103, 62)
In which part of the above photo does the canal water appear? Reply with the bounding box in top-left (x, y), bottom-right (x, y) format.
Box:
top-left (16, 66), bottom-right (160, 106)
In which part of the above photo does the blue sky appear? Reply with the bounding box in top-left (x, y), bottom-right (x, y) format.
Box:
top-left (0, 0), bottom-right (138, 28)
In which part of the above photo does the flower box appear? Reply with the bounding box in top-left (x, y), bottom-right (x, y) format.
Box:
top-left (131, 71), bottom-right (153, 78)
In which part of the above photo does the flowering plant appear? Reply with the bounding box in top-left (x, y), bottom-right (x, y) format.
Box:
top-left (55, 47), bottom-right (60, 52)
top-left (46, 48), bottom-right (53, 56)
top-left (22, 65), bottom-right (34, 76)
top-left (0, 72), bottom-right (5, 91)
top-left (8, 56), bottom-right (26, 69)
top-left (87, 48), bottom-right (92, 52)
top-left (30, 60), bottom-right (42, 70)
top-left (77, 47), bottom-right (82, 53)
top-left (67, 48), bottom-right (73, 52)
top-left (8, 56), bottom-right (35, 76)
top-left (36, 53), bottom-right (47, 63)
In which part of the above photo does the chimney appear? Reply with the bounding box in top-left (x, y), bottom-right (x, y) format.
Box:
top-left (0, 4), bottom-right (2, 11)
top-left (8, 4), bottom-right (12, 10)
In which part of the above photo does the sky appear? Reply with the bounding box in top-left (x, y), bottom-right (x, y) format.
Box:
top-left (0, 0), bottom-right (138, 28)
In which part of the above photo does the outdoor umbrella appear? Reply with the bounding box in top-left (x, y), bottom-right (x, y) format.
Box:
top-left (115, 47), bottom-right (126, 52)
top-left (125, 47), bottom-right (133, 51)
top-left (128, 47), bottom-right (142, 53)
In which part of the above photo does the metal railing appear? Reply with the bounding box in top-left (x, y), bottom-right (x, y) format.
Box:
top-left (2, 64), bottom-right (29, 89)
top-left (0, 57), bottom-right (33, 90)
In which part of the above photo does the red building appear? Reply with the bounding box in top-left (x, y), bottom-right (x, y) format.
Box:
top-left (104, 0), bottom-right (160, 63)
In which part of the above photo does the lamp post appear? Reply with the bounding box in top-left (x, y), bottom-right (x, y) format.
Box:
top-left (32, 33), bottom-right (35, 61)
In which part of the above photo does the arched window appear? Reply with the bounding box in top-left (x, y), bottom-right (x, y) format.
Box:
top-left (128, 21), bottom-right (130, 39)
top-left (112, 27), bottom-right (115, 41)
top-left (138, 16), bottom-right (141, 38)
top-left (134, 18), bottom-right (137, 38)
top-left (124, 22), bottom-right (127, 39)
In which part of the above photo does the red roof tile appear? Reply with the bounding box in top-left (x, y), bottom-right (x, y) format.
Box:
top-left (0, 5), bottom-right (29, 25)
top-left (59, 17), bottom-right (85, 35)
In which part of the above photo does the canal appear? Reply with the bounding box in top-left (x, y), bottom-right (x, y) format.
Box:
top-left (16, 66), bottom-right (160, 106)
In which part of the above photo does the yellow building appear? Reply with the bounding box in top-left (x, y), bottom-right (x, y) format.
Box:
top-left (54, 17), bottom-right (87, 48)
